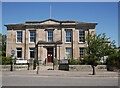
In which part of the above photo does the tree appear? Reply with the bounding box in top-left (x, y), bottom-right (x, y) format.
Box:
top-left (0, 33), bottom-right (6, 57)
top-left (85, 31), bottom-right (116, 75)
top-left (106, 51), bottom-right (120, 71)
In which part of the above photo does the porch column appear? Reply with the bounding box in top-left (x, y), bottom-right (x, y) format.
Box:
top-left (59, 46), bottom-right (60, 61)
top-left (53, 47), bottom-right (55, 60)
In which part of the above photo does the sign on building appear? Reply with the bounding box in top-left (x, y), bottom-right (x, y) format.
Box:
top-left (16, 60), bottom-right (28, 64)
top-left (11, 50), bottom-right (15, 55)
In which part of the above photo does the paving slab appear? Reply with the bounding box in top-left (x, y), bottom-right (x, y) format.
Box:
top-left (2, 70), bottom-right (119, 78)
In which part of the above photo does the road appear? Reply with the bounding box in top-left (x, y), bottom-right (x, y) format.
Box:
top-left (2, 70), bottom-right (119, 86)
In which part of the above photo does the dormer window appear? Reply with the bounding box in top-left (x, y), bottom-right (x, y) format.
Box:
top-left (48, 31), bottom-right (53, 42)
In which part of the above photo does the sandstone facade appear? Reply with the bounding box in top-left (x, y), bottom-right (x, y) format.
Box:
top-left (5, 19), bottom-right (97, 64)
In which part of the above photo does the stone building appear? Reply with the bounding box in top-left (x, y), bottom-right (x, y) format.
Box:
top-left (5, 19), bottom-right (97, 64)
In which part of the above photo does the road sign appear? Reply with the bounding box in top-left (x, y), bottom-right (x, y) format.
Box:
top-left (11, 50), bottom-right (15, 55)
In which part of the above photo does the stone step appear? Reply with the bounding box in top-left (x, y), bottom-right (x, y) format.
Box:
top-left (43, 62), bottom-right (53, 66)
top-left (36, 65), bottom-right (53, 71)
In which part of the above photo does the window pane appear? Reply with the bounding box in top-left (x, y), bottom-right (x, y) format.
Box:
top-left (66, 37), bottom-right (70, 42)
top-left (79, 30), bottom-right (85, 42)
top-left (79, 48), bottom-right (85, 57)
top-left (66, 31), bottom-right (71, 42)
top-left (65, 48), bottom-right (72, 59)
top-left (30, 48), bottom-right (35, 51)
top-left (30, 48), bottom-right (35, 58)
top-left (17, 48), bottom-right (22, 50)
top-left (48, 31), bottom-right (53, 42)
top-left (30, 51), bottom-right (35, 58)
top-left (17, 48), bottom-right (22, 58)
top-left (17, 31), bottom-right (22, 42)
top-left (30, 31), bottom-right (36, 42)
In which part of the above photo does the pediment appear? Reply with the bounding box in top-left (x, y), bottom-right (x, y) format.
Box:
top-left (40, 20), bottom-right (60, 25)
top-left (40, 19), bottom-right (60, 25)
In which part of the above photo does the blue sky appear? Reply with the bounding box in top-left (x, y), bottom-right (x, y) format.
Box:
top-left (2, 2), bottom-right (118, 46)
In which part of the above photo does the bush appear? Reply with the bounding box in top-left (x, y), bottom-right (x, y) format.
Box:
top-left (69, 58), bottom-right (88, 65)
top-left (106, 52), bottom-right (120, 71)
top-left (2, 57), bottom-right (28, 65)
top-left (96, 61), bottom-right (106, 65)
top-left (69, 59), bottom-right (80, 65)
top-left (2, 56), bottom-right (12, 65)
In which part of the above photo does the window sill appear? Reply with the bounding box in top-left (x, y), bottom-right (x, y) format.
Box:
top-left (47, 41), bottom-right (54, 42)
top-left (78, 42), bottom-right (86, 44)
top-left (65, 42), bottom-right (71, 44)
top-left (29, 42), bottom-right (35, 44)
top-left (16, 42), bottom-right (22, 44)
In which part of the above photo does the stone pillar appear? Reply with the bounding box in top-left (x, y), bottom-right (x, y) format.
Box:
top-left (28, 59), bottom-right (34, 70)
top-left (54, 58), bottom-right (58, 70)
top-left (72, 28), bottom-right (79, 59)
top-left (53, 45), bottom-right (58, 70)
top-left (25, 29), bottom-right (29, 59)
top-left (40, 46), bottom-right (43, 64)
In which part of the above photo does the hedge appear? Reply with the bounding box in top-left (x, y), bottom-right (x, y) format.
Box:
top-left (106, 52), bottom-right (120, 71)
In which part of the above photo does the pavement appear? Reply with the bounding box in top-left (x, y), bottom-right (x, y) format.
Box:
top-left (2, 70), bottom-right (120, 77)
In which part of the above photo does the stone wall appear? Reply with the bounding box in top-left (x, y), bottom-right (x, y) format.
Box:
top-left (2, 65), bottom-right (28, 71)
top-left (69, 65), bottom-right (107, 71)
top-left (2, 65), bottom-right (107, 71)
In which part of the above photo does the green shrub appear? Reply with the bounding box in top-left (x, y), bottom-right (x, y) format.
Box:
top-left (106, 52), bottom-right (120, 71)
top-left (69, 59), bottom-right (81, 65)
top-left (2, 57), bottom-right (28, 65)
top-left (2, 56), bottom-right (12, 65)
top-left (79, 59), bottom-right (87, 65)
top-left (58, 61), bottom-right (60, 65)
top-left (96, 61), bottom-right (106, 65)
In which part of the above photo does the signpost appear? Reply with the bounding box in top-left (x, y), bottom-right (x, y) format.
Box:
top-left (11, 50), bottom-right (15, 71)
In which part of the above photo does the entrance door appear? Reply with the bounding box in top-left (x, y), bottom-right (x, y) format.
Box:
top-left (47, 48), bottom-right (53, 63)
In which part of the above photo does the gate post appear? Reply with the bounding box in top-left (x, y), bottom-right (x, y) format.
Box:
top-left (54, 58), bottom-right (58, 70)
top-left (28, 59), bottom-right (34, 70)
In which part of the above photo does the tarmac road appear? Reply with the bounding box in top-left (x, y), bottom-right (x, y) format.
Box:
top-left (2, 70), bottom-right (119, 86)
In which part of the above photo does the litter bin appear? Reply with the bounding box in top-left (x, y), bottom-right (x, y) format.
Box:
top-left (59, 59), bottom-right (69, 71)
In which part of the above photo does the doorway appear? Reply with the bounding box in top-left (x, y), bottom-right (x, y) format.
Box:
top-left (47, 47), bottom-right (53, 63)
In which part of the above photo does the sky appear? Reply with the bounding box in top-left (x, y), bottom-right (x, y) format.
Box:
top-left (2, 2), bottom-right (118, 46)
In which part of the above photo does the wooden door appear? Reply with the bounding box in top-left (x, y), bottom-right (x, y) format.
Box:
top-left (47, 48), bottom-right (53, 63)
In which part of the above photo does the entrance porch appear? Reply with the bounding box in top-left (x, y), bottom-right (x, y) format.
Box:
top-left (36, 41), bottom-right (62, 65)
